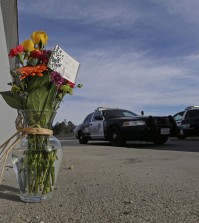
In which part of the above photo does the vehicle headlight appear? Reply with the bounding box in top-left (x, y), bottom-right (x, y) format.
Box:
top-left (123, 120), bottom-right (146, 127)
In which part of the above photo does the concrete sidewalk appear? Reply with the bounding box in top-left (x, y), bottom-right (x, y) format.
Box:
top-left (1, 142), bottom-right (199, 223)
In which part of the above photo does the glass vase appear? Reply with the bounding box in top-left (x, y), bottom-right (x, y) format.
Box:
top-left (12, 110), bottom-right (63, 203)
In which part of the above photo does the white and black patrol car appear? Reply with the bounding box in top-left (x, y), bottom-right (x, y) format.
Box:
top-left (180, 106), bottom-right (199, 139)
top-left (75, 107), bottom-right (178, 146)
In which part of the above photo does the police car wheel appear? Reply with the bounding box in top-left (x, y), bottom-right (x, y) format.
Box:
top-left (109, 126), bottom-right (125, 147)
top-left (78, 132), bottom-right (88, 144)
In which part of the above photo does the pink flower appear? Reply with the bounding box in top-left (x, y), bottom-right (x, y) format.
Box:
top-left (9, 45), bottom-right (24, 57)
top-left (51, 71), bottom-right (65, 87)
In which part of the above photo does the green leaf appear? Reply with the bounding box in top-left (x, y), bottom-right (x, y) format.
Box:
top-left (43, 83), bottom-right (57, 111)
top-left (0, 91), bottom-right (23, 109)
top-left (27, 58), bottom-right (38, 66)
top-left (10, 69), bottom-right (24, 91)
top-left (26, 84), bottom-right (57, 127)
top-left (26, 75), bottom-right (50, 93)
top-left (27, 87), bottom-right (49, 111)
top-left (26, 83), bottom-right (57, 111)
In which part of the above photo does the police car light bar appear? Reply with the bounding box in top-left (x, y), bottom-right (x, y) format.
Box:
top-left (186, 105), bottom-right (199, 110)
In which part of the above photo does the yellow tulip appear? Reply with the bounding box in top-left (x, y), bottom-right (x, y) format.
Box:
top-left (21, 39), bottom-right (35, 52)
top-left (31, 31), bottom-right (48, 45)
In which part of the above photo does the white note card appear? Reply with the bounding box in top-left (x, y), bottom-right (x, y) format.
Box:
top-left (48, 45), bottom-right (80, 84)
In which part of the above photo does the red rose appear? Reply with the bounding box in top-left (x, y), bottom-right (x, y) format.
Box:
top-left (30, 50), bottom-right (42, 59)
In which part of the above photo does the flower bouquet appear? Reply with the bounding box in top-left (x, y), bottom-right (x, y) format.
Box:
top-left (0, 31), bottom-right (81, 202)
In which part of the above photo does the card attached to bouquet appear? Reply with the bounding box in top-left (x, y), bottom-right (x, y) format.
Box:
top-left (48, 45), bottom-right (80, 84)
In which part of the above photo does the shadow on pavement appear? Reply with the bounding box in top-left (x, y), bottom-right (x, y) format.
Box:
top-left (87, 138), bottom-right (199, 153)
top-left (0, 185), bottom-right (20, 202)
top-left (59, 137), bottom-right (199, 153)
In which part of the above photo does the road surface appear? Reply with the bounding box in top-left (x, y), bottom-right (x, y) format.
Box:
top-left (0, 137), bottom-right (199, 223)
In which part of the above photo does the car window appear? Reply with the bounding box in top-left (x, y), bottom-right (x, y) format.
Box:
top-left (83, 113), bottom-right (93, 124)
top-left (173, 114), bottom-right (182, 121)
top-left (123, 111), bottom-right (137, 117)
top-left (103, 109), bottom-right (137, 118)
top-left (92, 111), bottom-right (102, 122)
top-left (173, 111), bottom-right (184, 121)
top-left (185, 110), bottom-right (199, 119)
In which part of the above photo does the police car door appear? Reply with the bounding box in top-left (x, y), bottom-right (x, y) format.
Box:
top-left (90, 110), bottom-right (105, 139)
top-left (81, 113), bottom-right (93, 137)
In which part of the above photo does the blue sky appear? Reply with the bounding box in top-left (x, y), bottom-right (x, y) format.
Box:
top-left (17, 0), bottom-right (199, 124)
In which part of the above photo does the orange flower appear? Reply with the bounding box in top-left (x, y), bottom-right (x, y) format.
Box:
top-left (18, 65), bottom-right (48, 79)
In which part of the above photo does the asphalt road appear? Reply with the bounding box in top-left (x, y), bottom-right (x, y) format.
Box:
top-left (0, 137), bottom-right (199, 223)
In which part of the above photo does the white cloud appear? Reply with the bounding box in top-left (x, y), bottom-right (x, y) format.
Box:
top-left (54, 47), bottom-right (199, 124)
top-left (154, 0), bottom-right (199, 20)
top-left (18, 0), bottom-right (139, 25)
top-left (17, 0), bottom-right (199, 124)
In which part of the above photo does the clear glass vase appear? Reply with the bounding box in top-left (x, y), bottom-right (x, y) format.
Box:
top-left (12, 110), bottom-right (63, 203)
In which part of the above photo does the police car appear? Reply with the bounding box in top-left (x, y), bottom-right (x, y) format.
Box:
top-left (180, 106), bottom-right (199, 138)
top-left (75, 107), bottom-right (178, 146)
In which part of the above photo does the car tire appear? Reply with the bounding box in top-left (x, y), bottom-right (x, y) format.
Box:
top-left (153, 136), bottom-right (168, 145)
top-left (108, 126), bottom-right (125, 147)
top-left (78, 132), bottom-right (88, 144)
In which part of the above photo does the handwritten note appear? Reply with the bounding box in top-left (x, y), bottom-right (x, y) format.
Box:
top-left (48, 45), bottom-right (80, 84)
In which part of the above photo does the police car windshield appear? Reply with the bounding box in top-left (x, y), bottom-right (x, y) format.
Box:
top-left (103, 109), bottom-right (138, 118)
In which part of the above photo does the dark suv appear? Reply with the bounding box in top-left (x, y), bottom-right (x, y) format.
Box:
top-left (181, 106), bottom-right (199, 138)
top-left (74, 107), bottom-right (178, 146)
